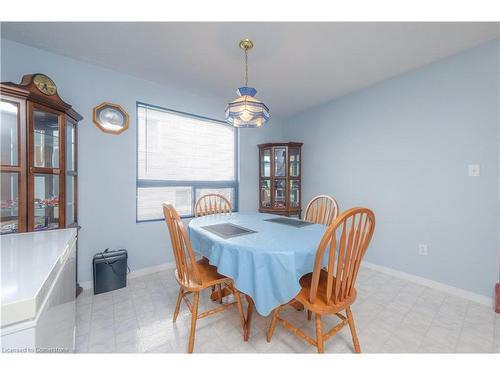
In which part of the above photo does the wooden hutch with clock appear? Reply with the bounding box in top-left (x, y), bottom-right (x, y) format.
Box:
top-left (258, 142), bottom-right (303, 217)
top-left (1, 74), bottom-right (83, 294)
top-left (1, 73), bottom-right (82, 235)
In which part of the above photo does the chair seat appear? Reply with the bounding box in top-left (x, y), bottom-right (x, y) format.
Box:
top-left (294, 269), bottom-right (357, 314)
top-left (176, 257), bottom-right (230, 290)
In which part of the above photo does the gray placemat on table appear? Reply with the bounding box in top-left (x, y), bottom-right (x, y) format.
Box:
top-left (201, 223), bottom-right (257, 239)
top-left (264, 217), bottom-right (314, 228)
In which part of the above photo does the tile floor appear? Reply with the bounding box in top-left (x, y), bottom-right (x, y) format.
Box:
top-left (75, 267), bottom-right (500, 353)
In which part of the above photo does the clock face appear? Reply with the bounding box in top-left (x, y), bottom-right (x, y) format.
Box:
top-left (33, 74), bottom-right (57, 96)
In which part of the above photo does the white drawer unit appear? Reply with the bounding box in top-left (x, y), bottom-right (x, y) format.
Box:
top-left (1, 228), bottom-right (77, 353)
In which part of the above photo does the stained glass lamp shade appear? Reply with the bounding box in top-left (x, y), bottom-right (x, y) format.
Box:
top-left (225, 86), bottom-right (270, 128)
top-left (225, 39), bottom-right (270, 128)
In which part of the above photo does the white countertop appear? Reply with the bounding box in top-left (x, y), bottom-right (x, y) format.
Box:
top-left (1, 228), bottom-right (77, 327)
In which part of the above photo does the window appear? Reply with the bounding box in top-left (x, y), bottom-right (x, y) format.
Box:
top-left (136, 103), bottom-right (238, 221)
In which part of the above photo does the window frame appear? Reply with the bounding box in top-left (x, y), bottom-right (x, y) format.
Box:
top-left (135, 101), bottom-right (239, 222)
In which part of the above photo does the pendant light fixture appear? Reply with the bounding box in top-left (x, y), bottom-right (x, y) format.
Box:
top-left (225, 39), bottom-right (270, 128)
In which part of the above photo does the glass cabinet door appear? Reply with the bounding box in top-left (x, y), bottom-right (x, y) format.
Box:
top-left (65, 175), bottom-right (75, 227)
top-left (260, 179), bottom-right (271, 208)
top-left (1, 100), bottom-right (19, 166)
top-left (290, 180), bottom-right (300, 208)
top-left (34, 174), bottom-right (60, 230)
top-left (1, 172), bottom-right (19, 234)
top-left (66, 121), bottom-right (75, 171)
top-left (260, 148), bottom-right (271, 177)
top-left (29, 106), bottom-right (64, 231)
top-left (274, 147), bottom-right (287, 177)
top-left (66, 119), bottom-right (77, 226)
top-left (33, 110), bottom-right (60, 169)
top-left (1, 99), bottom-right (25, 234)
top-left (273, 179), bottom-right (286, 208)
top-left (289, 147), bottom-right (300, 177)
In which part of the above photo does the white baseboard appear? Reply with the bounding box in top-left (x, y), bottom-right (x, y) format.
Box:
top-left (79, 261), bottom-right (176, 291)
top-left (80, 258), bottom-right (494, 308)
top-left (127, 261), bottom-right (176, 279)
top-left (361, 261), bottom-right (493, 308)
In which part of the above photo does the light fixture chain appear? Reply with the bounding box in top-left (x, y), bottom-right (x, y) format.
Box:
top-left (245, 48), bottom-right (249, 87)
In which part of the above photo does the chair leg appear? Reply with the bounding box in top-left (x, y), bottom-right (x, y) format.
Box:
top-left (173, 287), bottom-right (183, 322)
top-left (244, 296), bottom-right (254, 341)
top-left (232, 286), bottom-right (246, 334)
top-left (187, 291), bottom-right (199, 353)
top-left (346, 307), bottom-right (361, 353)
top-left (307, 310), bottom-right (312, 320)
top-left (210, 285), bottom-right (216, 300)
top-left (217, 284), bottom-right (223, 304)
top-left (266, 306), bottom-right (280, 342)
top-left (315, 314), bottom-right (324, 353)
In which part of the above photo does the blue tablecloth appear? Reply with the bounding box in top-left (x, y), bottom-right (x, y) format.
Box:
top-left (188, 212), bottom-right (326, 316)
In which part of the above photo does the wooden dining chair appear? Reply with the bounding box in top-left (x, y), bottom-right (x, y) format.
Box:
top-left (304, 195), bottom-right (339, 226)
top-left (194, 193), bottom-right (232, 302)
top-left (266, 207), bottom-right (375, 353)
top-left (162, 202), bottom-right (246, 353)
top-left (194, 193), bottom-right (232, 217)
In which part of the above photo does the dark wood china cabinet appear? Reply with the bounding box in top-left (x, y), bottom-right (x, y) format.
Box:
top-left (0, 74), bottom-right (82, 235)
top-left (258, 142), bottom-right (303, 217)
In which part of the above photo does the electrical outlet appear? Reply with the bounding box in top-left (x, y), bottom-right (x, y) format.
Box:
top-left (418, 244), bottom-right (428, 256)
top-left (468, 164), bottom-right (480, 177)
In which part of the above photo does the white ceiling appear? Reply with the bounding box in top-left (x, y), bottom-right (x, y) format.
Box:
top-left (1, 22), bottom-right (498, 118)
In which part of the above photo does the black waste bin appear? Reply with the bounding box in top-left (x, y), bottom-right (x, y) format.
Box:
top-left (93, 249), bottom-right (128, 295)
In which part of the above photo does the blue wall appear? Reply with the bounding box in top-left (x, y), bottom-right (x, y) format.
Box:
top-left (2, 37), bottom-right (499, 298)
top-left (0, 39), bottom-right (284, 283)
top-left (283, 40), bottom-right (500, 298)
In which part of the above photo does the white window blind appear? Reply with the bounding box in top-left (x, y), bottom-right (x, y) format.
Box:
top-left (136, 103), bottom-right (237, 221)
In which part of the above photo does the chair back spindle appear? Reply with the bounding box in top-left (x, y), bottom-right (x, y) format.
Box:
top-left (163, 202), bottom-right (201, 286)
top-left (304, 195), bottom-right (339, 226)
top-left (309, 207), bottom-right (375, 306)
top-left (194, 194), bottom-right (232, 217)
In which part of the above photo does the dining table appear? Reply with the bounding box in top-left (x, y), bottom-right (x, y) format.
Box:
top-left (188, 211), bottom-right (327, 340)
